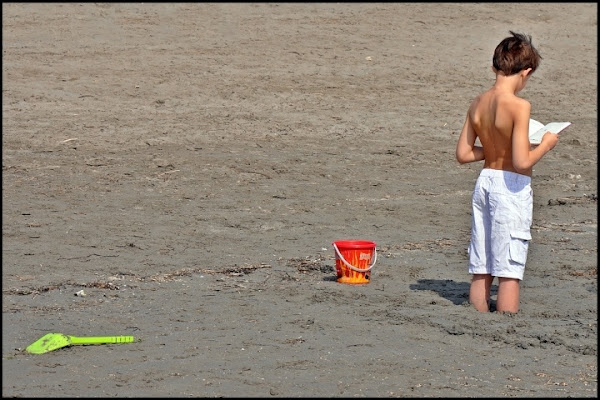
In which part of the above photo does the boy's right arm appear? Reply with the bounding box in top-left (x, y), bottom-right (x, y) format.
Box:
top-left (511, 100), bottom-right (559, 173)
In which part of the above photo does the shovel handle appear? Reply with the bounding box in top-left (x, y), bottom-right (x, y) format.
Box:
top-left (69, 335), bottom-right (135, 345)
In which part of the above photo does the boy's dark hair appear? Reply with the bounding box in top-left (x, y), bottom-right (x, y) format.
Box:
top-left (493, 31), bottom-right (542, 75)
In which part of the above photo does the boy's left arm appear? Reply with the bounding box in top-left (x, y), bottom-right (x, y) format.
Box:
top-left (456, 114), bottom-right (485, 164)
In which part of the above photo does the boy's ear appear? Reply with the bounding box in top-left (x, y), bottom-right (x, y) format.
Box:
top-left (524, 67), bottom-right (533, 76)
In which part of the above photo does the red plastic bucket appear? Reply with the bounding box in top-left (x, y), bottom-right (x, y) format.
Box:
top-left (332, 240), bottom-right (377, 284)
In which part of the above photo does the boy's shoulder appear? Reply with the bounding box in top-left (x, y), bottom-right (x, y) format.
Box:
top-left (503, 94), bottom-right (531, 114)
top-left (468, 89), bottom-right (530, 122)
top-left (470, 88), bottom-right (528, 108)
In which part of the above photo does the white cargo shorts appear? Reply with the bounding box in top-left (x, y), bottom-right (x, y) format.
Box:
top-left (468, 168), bottom-right (533, 280)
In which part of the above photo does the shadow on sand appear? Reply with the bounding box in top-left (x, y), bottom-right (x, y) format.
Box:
top-left (409, 279), bottom-right (498, 309)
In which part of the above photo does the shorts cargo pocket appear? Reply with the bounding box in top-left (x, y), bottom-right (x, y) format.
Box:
top-left (509, 230), bottom-right (531, 265)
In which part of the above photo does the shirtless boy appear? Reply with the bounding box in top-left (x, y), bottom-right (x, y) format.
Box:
top-left (455, 31), bottom-right (560, 313)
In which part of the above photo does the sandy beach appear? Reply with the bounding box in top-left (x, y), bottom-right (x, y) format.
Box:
top-left (2, 3), bottom-right (597, 397)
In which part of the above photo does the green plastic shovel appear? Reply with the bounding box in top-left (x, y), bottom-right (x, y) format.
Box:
top-left (25, 333), bottom-right (135, 354)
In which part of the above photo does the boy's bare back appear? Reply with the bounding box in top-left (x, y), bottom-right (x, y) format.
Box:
top-left (468, 87), bottom-right (532, 175)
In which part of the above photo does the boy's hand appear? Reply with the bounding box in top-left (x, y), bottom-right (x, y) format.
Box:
top-left (540, 131), bottom-right (560, 151)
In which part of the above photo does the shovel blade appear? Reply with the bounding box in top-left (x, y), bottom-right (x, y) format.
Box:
top-left (25, 333), bottom-right (71, 354)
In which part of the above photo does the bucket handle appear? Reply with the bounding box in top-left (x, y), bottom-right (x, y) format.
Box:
top-left (333, 243), bottom-right (377, 273)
